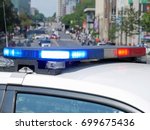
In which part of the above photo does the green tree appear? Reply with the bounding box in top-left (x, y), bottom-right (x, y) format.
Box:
top-left (19, 13), bottom-right (32, 28)
top-left (108, 23), bottom-right (119, 42)
top-left (31, 10), bottom-right (46, 26)
top-left (141, 12), bottom-right (150, 33)
top-left (48, 12), bottom-right (56, 22)
top-left (140, 0), bottom-right (150, 3)
top-left (61, 0), bottom-right (95, 28)
top-left (0, 0), bottom-right (19, 32)
top-left (120, 8), bottom-right (139, 45)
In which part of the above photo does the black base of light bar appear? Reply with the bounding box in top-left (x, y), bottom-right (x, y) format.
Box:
top-left (47, 69), bottom-right (62, 75)
top-left (15, 59), bottom-right (38, 72)
top-left (14, 59), bottom-right (63, 75)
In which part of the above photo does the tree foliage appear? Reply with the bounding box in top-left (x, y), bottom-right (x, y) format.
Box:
top-left (61, 0), bottom-right (95, 27)
top-left (47, 13), bottom-right (56, 22)
top-left (0, 0), bottom-right (19, 32)
top-left (32, 10), bottom-right (45, 22)
top-left (121, 8), bottom-right (139, 35)
top-left (119, 8), bottom-right (139, 44)
top-left (141, 12), bottom-right (150, 33)
top-left (108, 24), bottom-right (119, 42)
top-left (19, 13), bottom-right (32, 27)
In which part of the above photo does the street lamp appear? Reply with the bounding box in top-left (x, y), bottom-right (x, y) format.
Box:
top-left (3, 1), bottom-right (8, 47)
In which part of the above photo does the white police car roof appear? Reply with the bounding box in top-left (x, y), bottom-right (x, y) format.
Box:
top-left (0, 62), bottom-right (150, 112)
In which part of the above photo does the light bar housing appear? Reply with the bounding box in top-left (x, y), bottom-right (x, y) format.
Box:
top-left (3, 46), bottom-right (146, 75)
top-left (3, 46), bottom-right (146, 61)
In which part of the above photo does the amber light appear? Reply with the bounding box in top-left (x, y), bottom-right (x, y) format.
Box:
top-left (117, 49), bottom-right (129, 57)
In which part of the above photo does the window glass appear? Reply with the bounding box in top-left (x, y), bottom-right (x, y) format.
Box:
top-left (15, 93), bottom-right (124, 113)
top-left (0, 90), bottom-right (4, 108)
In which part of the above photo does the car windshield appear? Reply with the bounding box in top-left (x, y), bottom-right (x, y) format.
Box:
top-left (0, 0), bottom-right (150, 70)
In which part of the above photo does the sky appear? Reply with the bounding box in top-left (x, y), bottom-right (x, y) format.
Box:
top-left (31, 0), bottom-right (57, 17)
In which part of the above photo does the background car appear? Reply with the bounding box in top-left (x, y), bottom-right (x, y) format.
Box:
top-left (39, 38), bottom-right (51, 47)
top-left (65, 30), bottom-right (70, 35)
top-left (50, 33), bottom-right (60, 39)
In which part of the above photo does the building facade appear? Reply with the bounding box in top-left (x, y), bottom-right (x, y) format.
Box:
top-left (116, 0), bottom-right (150, 45)
top-left (31, 7), bottom-right (37, 16)
top-left (66, 0), bottom-right (80, 14)
top-left (95, 0), bottom-right (115, 41)
top-left (96, 0), bottom-right (150, 45)
top-left (57, 0), bottom-right (80, 21)
top-left (56, 0), bottom-right (66, 21)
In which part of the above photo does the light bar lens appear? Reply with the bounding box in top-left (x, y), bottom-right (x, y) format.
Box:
top-left (71, 51), bottom-right (87, 59)
top-left (3, 48), bottom-right (22, 57)
top-left (40, 51), bottom-right (70, 59)
top-left (117, 49), bottom-right (129, 57)
top-left (3, 48), bottom-right (9, 56)
top-left (40, 50), bottom-right (87, 59)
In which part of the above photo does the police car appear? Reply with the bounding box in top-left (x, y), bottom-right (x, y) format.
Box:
top-left (0, 46), bottom-right (150, 113)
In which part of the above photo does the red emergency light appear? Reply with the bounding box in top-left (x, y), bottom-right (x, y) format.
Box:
top-left (116, 47), bottom-right (146, 58)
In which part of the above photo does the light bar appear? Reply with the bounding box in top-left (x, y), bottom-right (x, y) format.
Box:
top-left (3, 47), bottom-right (145, 62)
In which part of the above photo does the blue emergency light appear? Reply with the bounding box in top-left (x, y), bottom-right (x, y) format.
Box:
top-left (4, 48), bottom-right (22, 58)
top-left (39, 50), bottom-right (87, 59)
top-left (3, 47), bottom-right (104, 61)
